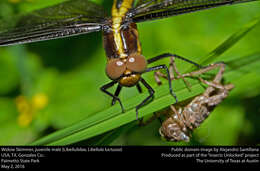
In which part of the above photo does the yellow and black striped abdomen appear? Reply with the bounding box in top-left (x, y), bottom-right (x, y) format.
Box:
top-left (103, 0), bottom-right (142, 60)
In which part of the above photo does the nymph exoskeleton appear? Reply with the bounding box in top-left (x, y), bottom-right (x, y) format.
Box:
top-left (141, 59), bottom-right (234, 142)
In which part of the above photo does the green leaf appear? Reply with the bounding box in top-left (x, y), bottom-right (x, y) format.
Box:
top-left (187, 15), bottom-right (260, 72)
top-left (93, 122), bottom-right (136, 146)
top-left (31, 52), bottom-right (260, 145)
top-left (30, 15), bottom-right (260, 146)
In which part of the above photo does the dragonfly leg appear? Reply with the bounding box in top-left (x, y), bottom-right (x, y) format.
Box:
top-left (148, 53), bottom-right (201, 90)
top-left (146, 64), bottom-right (178, 103)
top-left (136, 82), bottom-right (143, 93)
top-left (111, 84), bottom-right (122, 106)
top-left (100, 81), bottom-right (125, 113)
top-left (135, 78), bottom-right (154, 120)
top-left (147, 53), bottom-right (201, 67)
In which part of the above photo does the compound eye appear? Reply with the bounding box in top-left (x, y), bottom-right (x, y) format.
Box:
top-left (106, 59), bottom-right (126, 80)
top-left (126, 54), bottom-right (147, 73)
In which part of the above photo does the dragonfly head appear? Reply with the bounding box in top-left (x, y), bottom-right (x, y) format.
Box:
top-left (106, 53), bottom-right (147, 87)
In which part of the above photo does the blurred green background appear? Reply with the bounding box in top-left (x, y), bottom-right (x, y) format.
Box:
top-left (0, 0), bottom-right (260, 145)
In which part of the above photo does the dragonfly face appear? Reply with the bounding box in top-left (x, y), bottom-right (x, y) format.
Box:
top-left (0, 0), bottom-right (257, 119)
top-left (105, 53), bottom-right (147, 86)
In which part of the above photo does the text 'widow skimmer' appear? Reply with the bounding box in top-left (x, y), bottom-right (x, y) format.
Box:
top-left (0, 0), bottom-right (258, 119)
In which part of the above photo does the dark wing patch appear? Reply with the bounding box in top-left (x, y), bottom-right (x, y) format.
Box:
top-left (0, 0), bottom-right (108, 46)
top-left (131, 0), bottom-right (257, 23)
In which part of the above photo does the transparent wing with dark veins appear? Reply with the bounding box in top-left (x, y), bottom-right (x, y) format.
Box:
top-left (0, 0), bottom-right (108, 46)
top-left (131, 0), bottom-right (258, 23)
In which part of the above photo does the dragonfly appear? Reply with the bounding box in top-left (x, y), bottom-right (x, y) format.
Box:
top-left (0, 0), bottom-right (257, 119)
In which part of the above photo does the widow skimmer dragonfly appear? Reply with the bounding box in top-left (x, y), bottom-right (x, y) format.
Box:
top-left (0, 0), bottom-right (257, 119)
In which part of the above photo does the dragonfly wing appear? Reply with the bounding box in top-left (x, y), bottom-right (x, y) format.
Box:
top-left (131, 0), bottom-right (257, 23)
top-left (0, 0), bottom-right (108, 46)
